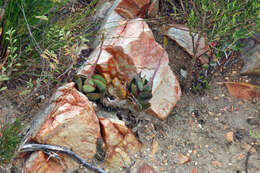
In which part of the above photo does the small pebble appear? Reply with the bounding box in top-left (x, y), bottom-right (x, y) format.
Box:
top-left (225, 131), bottom-right (234, 143)
top-left (213, 96), bottom-right (219, 100)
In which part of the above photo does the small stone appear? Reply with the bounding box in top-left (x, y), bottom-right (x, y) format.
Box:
top-left (227, 97), bottom-right (232, 102)
top-left (190, 168), bottom-right (197, 173)
top-left (211, 160), bottom-right (222, 167)
top-left (237, 153), bottom-right (245, 160)
top-left (213, 96), bottom-right (219, 100)
top-left (178, 153), bottom-right (190, 164)
top-left (225, 131), bottom-right (234, 143)
top-left (164, 24), bottom-right (209, 57)
top-left (137, 162), bottom-right (157, 173)
top-left (192, 150), bottom-right (198, 155)
top-left (180, 69), bottom-right (187, 78)
top-left (208, 111), bottom-right (214, 116)
top-left (240, 44), bottom-right (260, 76)
top-left (151, 139), bottom-right (159, 155)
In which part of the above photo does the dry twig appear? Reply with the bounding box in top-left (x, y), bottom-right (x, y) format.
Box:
top-left (21, 143), bottom-right (107, 173)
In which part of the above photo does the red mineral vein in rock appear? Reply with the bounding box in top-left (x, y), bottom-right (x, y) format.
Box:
top-left (99, 117), bottom-right (142, 167)
top-left (32, 83), bottom-right (100, 169)
top-left (24, 151), bottom-right (63, 173)
top-left (115, 0), bottom-right (150, 18)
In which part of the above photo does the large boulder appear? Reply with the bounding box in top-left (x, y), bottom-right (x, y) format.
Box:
top-left (93, 0), bottom-right (159, 49)
top-left (78, 18), bottom-right (181, 120)
top-left (30, 83), bottom-right (101, 168)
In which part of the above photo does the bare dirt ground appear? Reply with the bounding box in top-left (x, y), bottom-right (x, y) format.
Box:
top-left (128, 79), bottom-right (260, 173)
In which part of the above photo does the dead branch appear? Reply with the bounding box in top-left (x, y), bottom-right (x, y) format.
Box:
top-left (245, 144), bottom-right (255, 173)
top-left (184, 12), bottom-right (206, 92)
top-left (21, 143), bottom-right (107, 173)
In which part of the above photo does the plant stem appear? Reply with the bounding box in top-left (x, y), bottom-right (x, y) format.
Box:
top-left (184, 12), bottom-right (206, 92)
top-left (86, 32), bottom-right (104, 82)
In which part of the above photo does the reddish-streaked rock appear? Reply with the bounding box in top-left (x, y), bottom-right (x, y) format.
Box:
top-left (137, 162), bottom-right (157, 173)
top-left (114, 0), bottom-right (150, 19)
top-left (93, 0), bottom-right (157, 48)
top-left (164, 24), bottom-right (209, 58)
top-left (99, 117), bottom-right (142, 167)
top-left (32, 83), bottom-right (101, 168)
top-left (190, 168), bottom-right (197, 173)
top-left (78, 19), bottom-right (181, 120)
top-left (211, 160), bottom-right (222, 167)
top-left (225, 131), bottom-right (234, 143)
top-left (225, 82), bottom-right (260, 101)
top-left (178, 153), bottom-right (190, 164)
top-left (23, 151), bottom-right (63, 173)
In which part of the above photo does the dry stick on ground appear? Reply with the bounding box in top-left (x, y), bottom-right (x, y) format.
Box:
top-left (21, 143), bottom-right (107, 173)
top-left (245, 144), bottom-right (256, 173)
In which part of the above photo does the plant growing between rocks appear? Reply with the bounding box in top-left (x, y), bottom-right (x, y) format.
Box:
top-left (168, 0), bottom-right (260, 91)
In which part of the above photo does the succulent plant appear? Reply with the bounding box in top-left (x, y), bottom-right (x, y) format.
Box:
top-left (74, 74), bottom-right (107, 101)
top-left (128, 73), bottom-right (153, 110)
